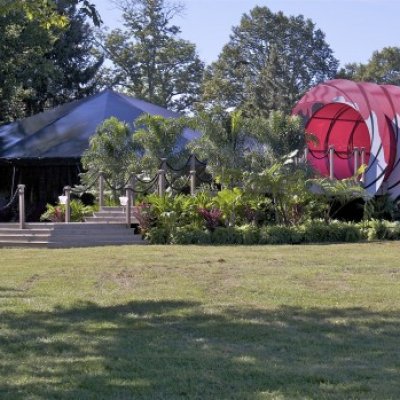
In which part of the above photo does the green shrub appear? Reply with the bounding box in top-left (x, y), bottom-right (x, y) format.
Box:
top-left (387, 222), bottom-right (400, 240)
top-left (238, 225), bottom-right (260, 245)
top-left (290, 226), bottom-right (305, 244)
top-left (172, 226), bottom-right (212, 245)
top-left (40, 200), bottom-right (94, 222)
top-left (211, 227), bottom-right (243, 245)
top-left (146, 227), bottom-right (171, 244)
top-left (342, 224), bottom-right (362, 242)
top-left (302, 220), bottom-right (362, 243)
top-left (265, 226), bottom-right (298, 244)
top-left (303, 220), bottom-right (331, 243)
top-left (366, 220), bottom-right (400, 241)
top-left (367, 219), bottom-right (389, 241)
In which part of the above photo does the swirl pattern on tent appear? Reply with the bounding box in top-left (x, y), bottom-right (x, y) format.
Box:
top-left (292, 79), bottom-right (400, 198)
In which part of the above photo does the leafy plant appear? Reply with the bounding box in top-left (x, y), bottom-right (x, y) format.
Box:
top-left (132, 203), bottom-right (155, 236)
top-left (244, 161), bottom-right (314, 225)
top-left (309, 176), bottom-right (369, 223)
top-left (40, 200), bottom-right (94, 222)
top-left (363, 194), bottom-right (400, 221)
top-left (212, 188), bottom-right (244, 227)
top-left (198, 208), bottom-right (222, 231)
top-left (171, 226), bottom-right (212, 245)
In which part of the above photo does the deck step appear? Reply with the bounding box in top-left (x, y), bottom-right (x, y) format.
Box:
top-left (0, 222), bottom-right (145, 248)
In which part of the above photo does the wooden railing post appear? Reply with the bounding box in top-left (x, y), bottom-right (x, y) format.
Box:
top-left (158, 158), bottom-right (167, 196)
top-left (64, 186), bottom-right (71, 223)
top-left (353, 147), bottom-right (359, 178)
top-left (360, 147), bottom-right (366, 183)
top-left (18, 184), bottom-right (25, 229)
top-left (190, 154), bottom-right (196, 196)
top-left (99, 171), bottom-right (104, 210)
top-left (130, 175), bottom-right (136, 207)
top-left (329, 146), bottom-right (335, 180)
top-left (125, 185), bottom-right (132, 228)
top-left (304, 147), bottom-right (309, 163)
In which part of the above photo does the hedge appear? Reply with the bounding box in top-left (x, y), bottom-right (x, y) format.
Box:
top-left (145, 220), bottom-right (400, 245)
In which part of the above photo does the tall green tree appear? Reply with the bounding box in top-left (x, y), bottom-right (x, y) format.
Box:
top-left (0, 0), bottom-right (101, 28)
top-left (133, 113), bottom-right (189, 173)
top-left (100, 0), bottom-right (204, 112)
top-left (81, 117), bottom-right (137, 197)
top-left (188, 108), bottom-right (250, 188)
top-left (0, 0), bottom-right (103, 123)
top-left (202, 6), bottom-right (338, 116)
top-left (188, 108), bottom-right (306, 188)
top-left (338, 47), bottom-right (400, 85)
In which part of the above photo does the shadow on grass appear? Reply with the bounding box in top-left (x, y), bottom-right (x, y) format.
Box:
top-left (1, 300), bottom-right (400, 399)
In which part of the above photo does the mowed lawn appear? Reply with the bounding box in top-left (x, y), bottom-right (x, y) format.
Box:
top-left (1, 243), bottom-right (400, 399)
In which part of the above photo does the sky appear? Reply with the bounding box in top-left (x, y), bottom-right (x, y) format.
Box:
top-left (93, 0), bottom-right (400, 67)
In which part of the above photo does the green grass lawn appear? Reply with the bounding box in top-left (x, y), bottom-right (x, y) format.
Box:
top-left (1, 243), bottom-right (400, 399)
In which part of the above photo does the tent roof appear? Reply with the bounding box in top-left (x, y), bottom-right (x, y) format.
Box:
top-left (0, 89), bottom-right (200, 160)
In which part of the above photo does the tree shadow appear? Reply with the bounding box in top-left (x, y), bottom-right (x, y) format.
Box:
top-left (1, 300), bottom-right (400, 399)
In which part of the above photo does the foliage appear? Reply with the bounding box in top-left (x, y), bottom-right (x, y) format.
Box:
top-left (363, 194), bottom-right (400, 221)
top-left (0, 0), bottom-right (102, 28)
top-left (338, 47), bottom-right (400, 86)
top-left (212, 188), bottom-right (244, 227)
top-left (81, 117), bottom-right (137, 199)
top-left (244, 161), bottom-right (316, 225)
top-left (188, 109), bottom-right (251, 187)
top-left (309, 176), bottom-right (369, 222)
top-left (146, 220), bottom-right (369, 245)
top-left (189, 109), bottom-right (307, 187)
top-left (99, 0), bottom-right (204, 112)
top-left (302, 220), bottom-right (361, 243)
top-left (201, 5), bottom-right (338, 115)
top-left (249, 111), bottom-right (305, 163)
top-left (364, 219), bottom-right (400, 241)
top-left (40, 203), bottom-right (65, 223)
top-left (40, 199), bottom-right (94, 222)
top-left (198, 208), bottom-right (222, 231)
top-left (133, 114), bottom-right (190, 174)
top-left (145, 226), bottom-right (170, 244)
top-left (171, 226), bottom-right (212, 245)
top-left (132, 202), bottom-right (154, 235)
top-left (0, 0), bottom-right (102, 124)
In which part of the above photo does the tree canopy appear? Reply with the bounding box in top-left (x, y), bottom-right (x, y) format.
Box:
top-left (0, 0), bottom-right (103, 123)
top-left (100, 0), bottom-right (204, 112)
top-left (201, 6), bottom-right (338, 116)
top-left (0, 0), bottom-right (102, 28)
top-left (338, 47), bottom-right (400, 86)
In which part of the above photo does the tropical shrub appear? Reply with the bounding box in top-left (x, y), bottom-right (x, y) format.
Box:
top-left (211, 227), bottom-right (243, 245)
top-left (146, 227), bottom-right (170, 244)
top-left (132, 202), bottom-right (154, 236)
top-left (40, 200), bottom-right (94, 222)
top-left (198, 208), bottom-right (222, 230)
top-left (171, 226), bottom-right (212, 245)
top-left (238, 225), bottom-right (260, 245)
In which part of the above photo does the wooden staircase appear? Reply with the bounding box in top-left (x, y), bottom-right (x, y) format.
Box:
top-left (85, 206), bottom-right (139, 225)
top-left (0, 220), bottom-right (144, 249)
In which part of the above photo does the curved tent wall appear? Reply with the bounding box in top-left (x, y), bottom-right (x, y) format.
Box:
top-left (293, 79), bottom-right (400, 198)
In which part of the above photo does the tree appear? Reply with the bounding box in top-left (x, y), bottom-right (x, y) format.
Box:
top-left (100, 0), bottom-right (204, 112)
top-left (188, 108), bottom-right (306, 188)
top-left (133, 113), bottom-right (190, 173)
top-left (81, 117), bottom-right (137, 198)
top-left (250, 111), bottom-right (305, 164)
top-left (188, 108), bottom-right (252, 188)
top-left (338, 47), bottom-right (400, 86)
top-left (0, 0), bottom-right (103, 123)
top-left (201, 6), bottom-right (338, 116)
top-left (0, 0), bottom-right (101, 28)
